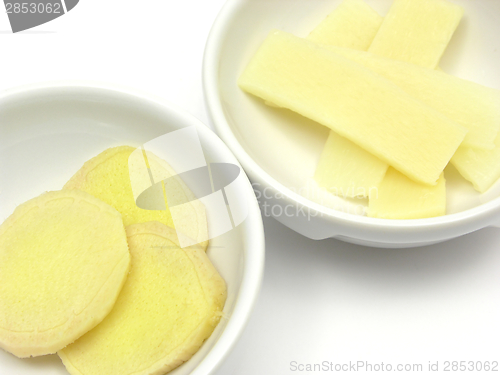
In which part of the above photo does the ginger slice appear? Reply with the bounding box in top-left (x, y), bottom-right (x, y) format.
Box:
top-left (0, 190), bottom-right (130, 357)
top-left (59, 221), bottom-right (226, 375)
top-left (64, 146), bottom-right (208, 250)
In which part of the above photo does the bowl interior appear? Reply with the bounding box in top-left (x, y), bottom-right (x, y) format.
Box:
top-left (214, 0), bottom-right (500, 217)
top-left (0, 85), bottom-right (262, 375)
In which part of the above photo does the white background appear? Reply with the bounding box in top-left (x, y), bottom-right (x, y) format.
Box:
top-left (1, 1), bottom-right (500, 375)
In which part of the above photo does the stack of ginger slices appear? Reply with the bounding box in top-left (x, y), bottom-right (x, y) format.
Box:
top-left (0, 146), bottom-right (226, 375)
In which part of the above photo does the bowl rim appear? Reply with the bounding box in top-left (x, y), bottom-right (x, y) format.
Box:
top-left (202, 0), bottom-right (500, 238)
top-left (0, 80), bottom-right (266, 375)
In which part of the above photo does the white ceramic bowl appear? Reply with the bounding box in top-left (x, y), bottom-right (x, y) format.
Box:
top-left (0, 82), bottom-right (265, 375)
top-left (203, 0), bottom-right (500, 248)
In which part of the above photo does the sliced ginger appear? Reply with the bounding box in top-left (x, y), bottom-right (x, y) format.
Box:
top-left (0, 190), bottom-right (130, 358)
top-left (59, 221), bottom-right (226, 375)
top-left (64, 146), bottom-right (208, 250)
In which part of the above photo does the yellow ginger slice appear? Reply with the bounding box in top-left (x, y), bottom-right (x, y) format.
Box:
top-left (0, 190), bottom-right (130, 358)
top-left (451, 133), bottom-right (500, 193)
top-left (307, 0), bottom-right (383, 50)
top-left (314, 132), bottom-right (386, 198)
top-left (368, 169), bottom-right (446, 219)
top-left (369, 0), bottom-right (464, 69)
top-left (64, 146), bottom-right (208, 250)
top-left (59, 221), bottom-right (226, 375)
top-left (239, 30), bottom-right (467, 185)
top-left (323, 46), bottom-right (500, 150)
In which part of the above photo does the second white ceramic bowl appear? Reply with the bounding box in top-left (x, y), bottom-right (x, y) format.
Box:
top-left (0, 82), bottom-right (265, 375)
top-left (203, 0), bottom-right (500, 248)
